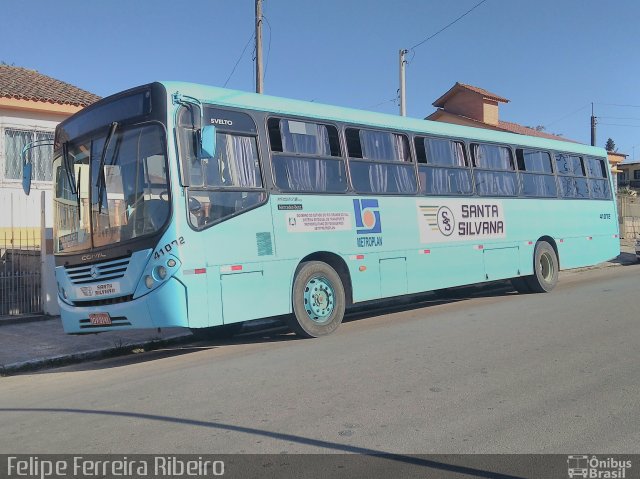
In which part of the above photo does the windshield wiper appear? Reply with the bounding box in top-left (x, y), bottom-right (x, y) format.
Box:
top-left (76, 167), bottom-right (82, 220)
top-left (96, 122), bottom-right (118, 214)
top-left (62, 142), bottom-right (77, 195)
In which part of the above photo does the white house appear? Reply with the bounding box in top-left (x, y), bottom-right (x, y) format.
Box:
top-left (0, 65), bottom-right (99, 315)
top-left (1, 65), bottom-right (100, 238)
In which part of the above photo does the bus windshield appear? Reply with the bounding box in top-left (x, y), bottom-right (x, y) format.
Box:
top-left (53, 123), bottom-right (169, 253)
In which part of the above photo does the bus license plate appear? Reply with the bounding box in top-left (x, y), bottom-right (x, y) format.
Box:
top-left (89, 313), bottom-right (112, 326)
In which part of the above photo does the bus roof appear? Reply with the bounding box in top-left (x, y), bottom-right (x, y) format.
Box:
top-left (161, 81), bottom-right (605, 158)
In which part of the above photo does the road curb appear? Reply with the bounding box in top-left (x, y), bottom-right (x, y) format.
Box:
top-left (0, 332), bottom-right (193, 376)
top-left (0, 314), bottom-right (56, 327)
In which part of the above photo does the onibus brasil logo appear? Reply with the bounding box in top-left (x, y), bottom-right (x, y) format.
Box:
top-left (567, 455), bottom-right (632, 478)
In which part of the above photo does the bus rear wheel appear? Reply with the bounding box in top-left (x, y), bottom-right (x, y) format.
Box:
top-left (289, 261), bottom-right (346, 338)
top-left (525, 241), bottom-right (559, 293)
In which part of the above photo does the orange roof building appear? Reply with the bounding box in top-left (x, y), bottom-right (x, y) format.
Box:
top-left (426, 82), bottom-right (572, 143)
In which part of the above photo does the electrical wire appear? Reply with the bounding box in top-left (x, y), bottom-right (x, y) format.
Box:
top-left (262, 14), bottom-right (272, 81)
top-left (223, 31), bottom-right (255, 88)
top-left (409, 0), bottom-right (489, 52)
top-left (598, 116), bottom-right (640, 121)
top-left (598, 123), bottom-right (640, 128)
top-left (544, 103), bottom-right (590, 128)
top-left (366, 96), bottom-right (399, 110)
top-left (596, 102), bottom-right (640, 108)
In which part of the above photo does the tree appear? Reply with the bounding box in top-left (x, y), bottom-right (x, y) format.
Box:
top-left (605, 138), bottom-right (616, 152)
top-left (524, 125), bottom-right (563, 137)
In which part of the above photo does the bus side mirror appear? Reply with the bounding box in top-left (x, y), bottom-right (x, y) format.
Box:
top-left (201, 125), bottom-right (216, 158)
top-left (21, 144), bottom-right (33, 195)
top-left (22, 163), bottom-right (33, 195)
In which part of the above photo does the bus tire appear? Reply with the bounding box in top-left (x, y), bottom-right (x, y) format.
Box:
top-left (525, 241), bottom-right (559, 293)
top-left (289, 261), bottom-right (346, 338)
top-left (510, 277), bottom-right (532, 294)
top-left (190, 323), bottom-right (243, 340)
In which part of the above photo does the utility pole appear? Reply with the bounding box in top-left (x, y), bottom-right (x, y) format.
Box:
top-left (399, 49), bottom-right (408, 116)
top-left (590, 102), bottom-right (597, 147)
top-left (255, 0), bottom-right (264, 94)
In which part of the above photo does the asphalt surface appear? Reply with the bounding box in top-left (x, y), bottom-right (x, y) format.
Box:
top-left (0, 263), bottom-right (639, 455)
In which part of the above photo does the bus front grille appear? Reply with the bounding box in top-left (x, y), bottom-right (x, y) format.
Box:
top-left (65, 255), bottom-right (132, 285)
top-left (72, 294), bottom-right (134, 307)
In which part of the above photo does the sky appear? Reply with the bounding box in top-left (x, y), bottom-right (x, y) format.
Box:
top-left (2, 0), bottom-right (640, 160)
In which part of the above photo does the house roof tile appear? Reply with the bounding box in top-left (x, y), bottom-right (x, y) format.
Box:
top-left (497, 120), bottom-right (575, 143)
top-left (432, 82), bottom-right (510, 108)
top-left (0, 65), bottom-right (100, 107)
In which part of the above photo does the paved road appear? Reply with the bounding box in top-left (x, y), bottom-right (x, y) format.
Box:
top-left (1, 264), bottom-right (639, 454)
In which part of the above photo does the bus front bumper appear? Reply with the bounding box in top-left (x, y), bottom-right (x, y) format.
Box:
top-left (58, 278), bottom-right (189, 334)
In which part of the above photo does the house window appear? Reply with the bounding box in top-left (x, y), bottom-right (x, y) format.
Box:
top-left (634, 170), bottom-right (640, 180)
top-left (3, 128), bottom-right (54, 181)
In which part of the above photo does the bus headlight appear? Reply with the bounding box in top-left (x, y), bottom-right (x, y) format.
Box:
top-left (145, 275), bottom-right (154, 289)
top-left (155, 265), bottom-right (167, 280)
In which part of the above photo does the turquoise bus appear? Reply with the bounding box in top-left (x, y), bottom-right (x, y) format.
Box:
top-left (22, 82), bottom-right (619, 338)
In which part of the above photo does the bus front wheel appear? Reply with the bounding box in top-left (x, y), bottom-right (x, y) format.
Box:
top-left (289, 261), bottom-right (346, 338)
top-left (525, 241), bottom-right (559, 293)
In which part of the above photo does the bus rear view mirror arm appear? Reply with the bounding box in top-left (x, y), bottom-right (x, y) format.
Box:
top-left (21, 139), bottom-right (54, 195)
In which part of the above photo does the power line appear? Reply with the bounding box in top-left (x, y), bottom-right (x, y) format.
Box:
top-left (544, 103), bottom-right (590, 128)
top-left (262, 14), bottom-right (272, 81)
top-left (595, 102), bottom-right (640, 108)
top-left (598, 123), bottom-right (640, 128)
top-left (409, 0), bottom-right (489, 51)
top-left (598, 116), bottom-right (640, 121)
top-left (223, 31), bottom-right (255, 88)
top-left (366, 95), bottom-right (398, 110)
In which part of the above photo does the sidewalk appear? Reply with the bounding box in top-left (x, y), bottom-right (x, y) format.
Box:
top-left (1, 243), bottom-right (636, 376)
top-left (0, 318), bottom-right (191, 375)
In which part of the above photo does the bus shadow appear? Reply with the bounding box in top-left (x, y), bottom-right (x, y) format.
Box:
top-left (610, 251), bottom-right (638, 266)
top-left (343, 281), bottom-right (516, 324)
top-left (26, 282), bottom-right (518, 375)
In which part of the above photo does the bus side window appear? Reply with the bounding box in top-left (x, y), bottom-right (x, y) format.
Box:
top-left (585, 157), bottom-right (611, 199)
top-left (347, 128), bottom-right (417, 194)
top-left (269, 118), bottom-right (346, 193)
top-left (471, 143), bottom-right (518, 197)
top-left (556, 153), bottom-right (590, 199)
top-left (417, 137), bottom-right (472, 196)
top-left (516, 149), bottom-right (557, 198)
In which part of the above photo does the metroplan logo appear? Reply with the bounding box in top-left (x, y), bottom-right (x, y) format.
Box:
top-left (567, 455), bottom-right (632, 478)
top-left (353, 199), bottom-right (382, 248)
top-left (353, 199), bottom-right (381, 234)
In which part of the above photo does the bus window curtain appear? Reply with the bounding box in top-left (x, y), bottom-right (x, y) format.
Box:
top-left (216, 135), bottom-right (260, 188)
top-left (279, 156), bottom-right (329, 192)
top-left (280, 121), bottom-right (331, 156)
top-left (473, 144), bottom-right (512, 170)
top-left (426, 139), bottom-right (466, 167)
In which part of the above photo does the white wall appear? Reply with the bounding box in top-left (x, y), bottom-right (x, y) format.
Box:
top-left (0, 106), bottom-right (62, 229)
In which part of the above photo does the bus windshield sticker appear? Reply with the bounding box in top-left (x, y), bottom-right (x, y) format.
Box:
top-left (417, 199), bottom-right (506, 244)
top-left (286, 212), bottom-right (351, 233)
